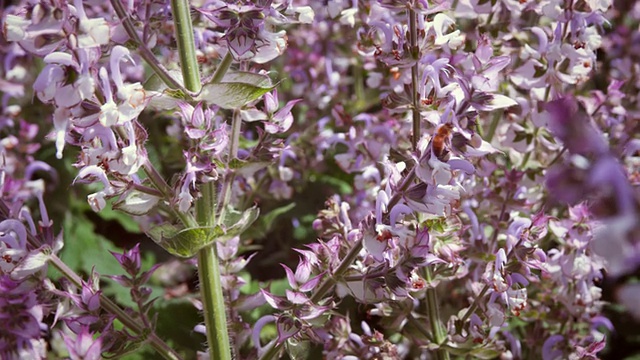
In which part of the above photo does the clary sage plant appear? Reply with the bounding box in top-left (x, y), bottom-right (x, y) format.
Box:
top-left (1, 0), bottom-right (638, 359)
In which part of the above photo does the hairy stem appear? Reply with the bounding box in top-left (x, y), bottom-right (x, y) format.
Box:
top-left (171, 0), bottom-right (201, 93)
top-left (407, 313), bottom-right (434, 342)
top-left (197, 245), bottom-right (232, 360)
top-left (169, 0), bottom-right (230, 359)
top-left (209, 52), bottom-right (234, 84)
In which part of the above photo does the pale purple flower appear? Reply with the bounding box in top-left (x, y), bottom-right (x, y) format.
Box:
top-left (110, 244), bottom-right (142, 277)
top-left (63, 326), bottom-right (102, 360)
top-left (241, 90), bottom-right (302, 134)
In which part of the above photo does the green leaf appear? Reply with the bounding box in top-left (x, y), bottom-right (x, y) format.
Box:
top-left (147, 206), bottom-right (260, 258)
top-left (146, 223), bottom-right (220, 258)
top-left (198, 71), bottom-right (275, 109)
top-left (220, 205), bottom-right (261, 233)
top-left (260, 203), bottom-right (296, 228)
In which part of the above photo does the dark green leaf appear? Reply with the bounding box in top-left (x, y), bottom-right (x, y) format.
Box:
top-left (198, 71), bottom-right (275, 109)
top-left (55, 212), bottom-right (126, 278)
top-left (147, 206), bottom-right (260, 258)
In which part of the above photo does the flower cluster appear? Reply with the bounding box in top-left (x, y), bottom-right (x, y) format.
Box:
top-left (0, 95), bottom-right (59, 359)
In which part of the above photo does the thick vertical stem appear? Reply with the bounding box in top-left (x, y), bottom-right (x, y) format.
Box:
top-left (169, 1), bottom-right (230, 359)
top-left (197, 245), bottom-right (232, 360)
top-left (171, 0), bottom-right (201, 93)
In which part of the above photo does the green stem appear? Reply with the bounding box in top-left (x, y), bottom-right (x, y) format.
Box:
top-left (195, 107), bottom-right (240, 360)
top-left (169, 1), bottom-right (231, 359)
top-left (520, 150), bottom-right (531, 169)
top-left (489, 189), bottom-right (512, 245)
top-left (195, 95), bottom-right (238, 360)
top-left (110, 0), bottom-right (187, 94)
top-left (194, 53), bottom-right (236, 360)
top-left (196, 51), bottom-right (233, 225)
top-left (310, 237), bottom-right (363, 303)
top-left (209, 52), bottom-right (234, 85)
top-left (383, 166), bottom-right (417, 222)
top-left (459, 284), bottom-right (490, 324)
top-left (353, 62), bottom-right (365, 111)
top-left (485, 8), bottom-right (495, 27)
top-left (424, 267), bottom-right (449, 360)
top-left (115, 130), bottom-right (193, 228)
top-left (197, 245), bottom-right (232, 360)
top-left (409, 7), bottom-right (421, 151)
top-left (476, 118), bottom-right (485, 139)
top-left (171, 0), bottom-right (201, 93)
top-left (547, 146), bottom-right (567, 167)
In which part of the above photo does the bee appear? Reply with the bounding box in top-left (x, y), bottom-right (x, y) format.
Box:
top-left (431, 123), bottom-right (454, 160)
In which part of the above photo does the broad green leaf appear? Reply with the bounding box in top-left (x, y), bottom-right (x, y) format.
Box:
top-left (144, 69), bottom-right (191, 110)
top-left (220, 205), bottom-right (261, 233)
top-left (198, 71), bottom-right (275, 109)
top-left (146, 223), bottom-right (220, 258)
top-left (218, 71), bottom-right (273, 87)
top-left (147, 206), bottom-right (260, 258)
